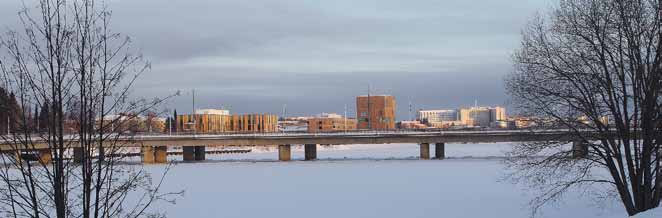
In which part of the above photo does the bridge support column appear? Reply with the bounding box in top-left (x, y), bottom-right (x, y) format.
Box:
top-left (279, 144), bottom-right (291, 161)
top-left (435, 143), bottom-right (445, 159)
top-left (420, 143), bottom-right (430, 160)
top-left (194, 146), bottom-right (206, 161)
top-left (141, 146), bottom-right (155, 164)
top-left (183, 147), bottom-right (195, 161)
top-left (154, 146), bottom-right (168, 163)
top-left (73, 147), bottom-right (84, 163)
top-left (37, 149), bottom-right (52, 164)
top-left (304, 144), bottom-right (317, 161)
top-left (572, 140), bottom-right (588, 159)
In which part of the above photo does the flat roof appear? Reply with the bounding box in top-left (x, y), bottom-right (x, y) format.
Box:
top-left (356, 95), bottom-right (393, 97)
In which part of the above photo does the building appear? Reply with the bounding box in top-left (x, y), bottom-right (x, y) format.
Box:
top-left (418, 109), bottom-right (458, 123)
top-left (307, 114), bottom-right (357, 133)
top-left (98, 113), bottom-right (165, 133)
top-left (279, 120), bottom-right (308, 132)
top-left (429, 120), bottom-right (464, 129)
top-left (177, 113), bottom-right (278, 133)
top-left (459, 106), bottom-right (507, 127)
top-left (489, 107), bottom-right (506, 123)
top-left (195, 109), bottom-right (229, 115)
top-left (356, 95), bottom-right (396, 129)
top-left (398, 120), bottom-right (427, 129)
top-left (316, 113), bottom-right (343, 119)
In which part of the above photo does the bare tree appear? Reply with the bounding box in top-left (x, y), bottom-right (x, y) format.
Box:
top-left (0, 0), bottom-right (179, 217)
top-left (506, 0), bottom-right (661, 216)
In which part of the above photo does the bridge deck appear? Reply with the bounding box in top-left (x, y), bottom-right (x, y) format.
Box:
top-left (0, 130), bottom-right (588, 150)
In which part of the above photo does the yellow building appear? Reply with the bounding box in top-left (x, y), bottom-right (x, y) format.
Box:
top-left (307, 117), bottom-right (357, 133)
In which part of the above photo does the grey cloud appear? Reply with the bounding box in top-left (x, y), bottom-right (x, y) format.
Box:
top-left (0, 0), bottom-right (549, 119)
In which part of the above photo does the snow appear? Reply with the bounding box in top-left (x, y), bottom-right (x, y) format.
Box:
top-left (138, 143), bottom-right (630, 218)
top-left (630, 207), bottom-right (662, 218)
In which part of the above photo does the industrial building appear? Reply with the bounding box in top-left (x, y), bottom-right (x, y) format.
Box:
top-left (356, 95), bottom-right (396, 129)
top-left (307, 113), bottom-right (357, 133)
top-left (398, 120), bottom-right (427, 129)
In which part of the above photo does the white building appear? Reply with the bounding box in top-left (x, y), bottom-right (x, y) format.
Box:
top-left (490, 107), bottom-right (506, 122)
top-left (459, 106), bottom-right (507, 127)
top-left (316, 113), bottom-right (343, 119)
top-left (418, 110), bottom-right (458, 123)
top-left (195, 109), bottom-right (230, 115)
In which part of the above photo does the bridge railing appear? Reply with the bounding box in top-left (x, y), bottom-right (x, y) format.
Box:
top-left (1, 128), bottom-right (589, 144)
top-left (129, 128), bottom-right (580, 139)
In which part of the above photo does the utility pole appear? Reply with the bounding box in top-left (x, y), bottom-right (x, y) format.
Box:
top-left (280, 104), bottom-right (287, 133)
top-left (193, 89), bottom-right (196, 135)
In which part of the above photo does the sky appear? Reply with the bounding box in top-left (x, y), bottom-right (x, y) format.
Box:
top-left (0, 0), bottom-right (551, 120)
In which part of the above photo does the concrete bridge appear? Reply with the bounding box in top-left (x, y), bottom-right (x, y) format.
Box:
top-left (0, 129), bottom-right (594, 164)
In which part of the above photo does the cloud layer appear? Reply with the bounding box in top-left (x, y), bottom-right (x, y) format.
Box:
top-left (0, 0), bottom-right (550, 118)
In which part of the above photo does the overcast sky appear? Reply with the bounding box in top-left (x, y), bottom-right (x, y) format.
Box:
top-left (0, 0), bottom-right (551, 119)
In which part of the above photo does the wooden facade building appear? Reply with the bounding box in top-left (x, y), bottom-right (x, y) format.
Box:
top-left (177, 113), bottom-right (278, 133)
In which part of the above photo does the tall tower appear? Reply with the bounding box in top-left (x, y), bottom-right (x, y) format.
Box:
top-left (356, 95), bottom-right (396, 130)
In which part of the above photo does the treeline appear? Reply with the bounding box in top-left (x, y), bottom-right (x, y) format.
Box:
top-left (0, 86), bottom-right (64, 134)
top-left (1, 85), bottom-right (167, 134)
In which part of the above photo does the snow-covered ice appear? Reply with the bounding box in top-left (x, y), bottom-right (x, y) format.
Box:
top-left (629, 207), bottom-right (662, 218)
top-left (140, 143), bottom-right (632, 218)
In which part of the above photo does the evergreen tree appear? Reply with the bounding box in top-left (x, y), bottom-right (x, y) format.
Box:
top-left (38, 102), bottom-right (50, 131)
top-left (34, 104), bottom-right (39, 132)
top-left (173, 109), bottom-right (178, 132)
top-left (7, 92), bottom-right (22, 131)
top-left (0, 87), bottom-right (8, 134)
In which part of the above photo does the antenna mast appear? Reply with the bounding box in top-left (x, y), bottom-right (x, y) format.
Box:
top-left (193, 89), bottom-right (196, 135)
top-left (367, 83), bottom-right (372, 129)
top-left (282, 104), bottom-right (287, 120)
top-left (408, 97), bottom-right (412, 121)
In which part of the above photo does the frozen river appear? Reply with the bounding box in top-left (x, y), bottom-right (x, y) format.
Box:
top-left (144, 143), bottom-right (627, 218)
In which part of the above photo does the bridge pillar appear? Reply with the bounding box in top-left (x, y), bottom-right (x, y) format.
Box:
top-left (194, 146), bottom-right (206, 161)
top-left (154, 146), bottom-right (168, 163)
top-left (278, 144), bottom-right (291, 161)
top-left (141, 146), bottom-right (155, 164)
top-left (304, 144), bottom-right (317, 160)
top-left (572, 140), bottom-right (588, 159)
top-left (73, 147), bottom-right (84, 163)
top-left (420, 143), bottom-right (430, 160)
top-left (183, 146), bottom-right (195, 161)
top-left (435, 143), bottom-right (445, 159)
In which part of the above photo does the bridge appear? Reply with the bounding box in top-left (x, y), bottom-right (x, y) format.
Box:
top-left (0, 129), bottom-right (593, 164)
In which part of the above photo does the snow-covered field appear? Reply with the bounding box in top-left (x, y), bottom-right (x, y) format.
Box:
top-left (142, 143), bottom-right (632, 218)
